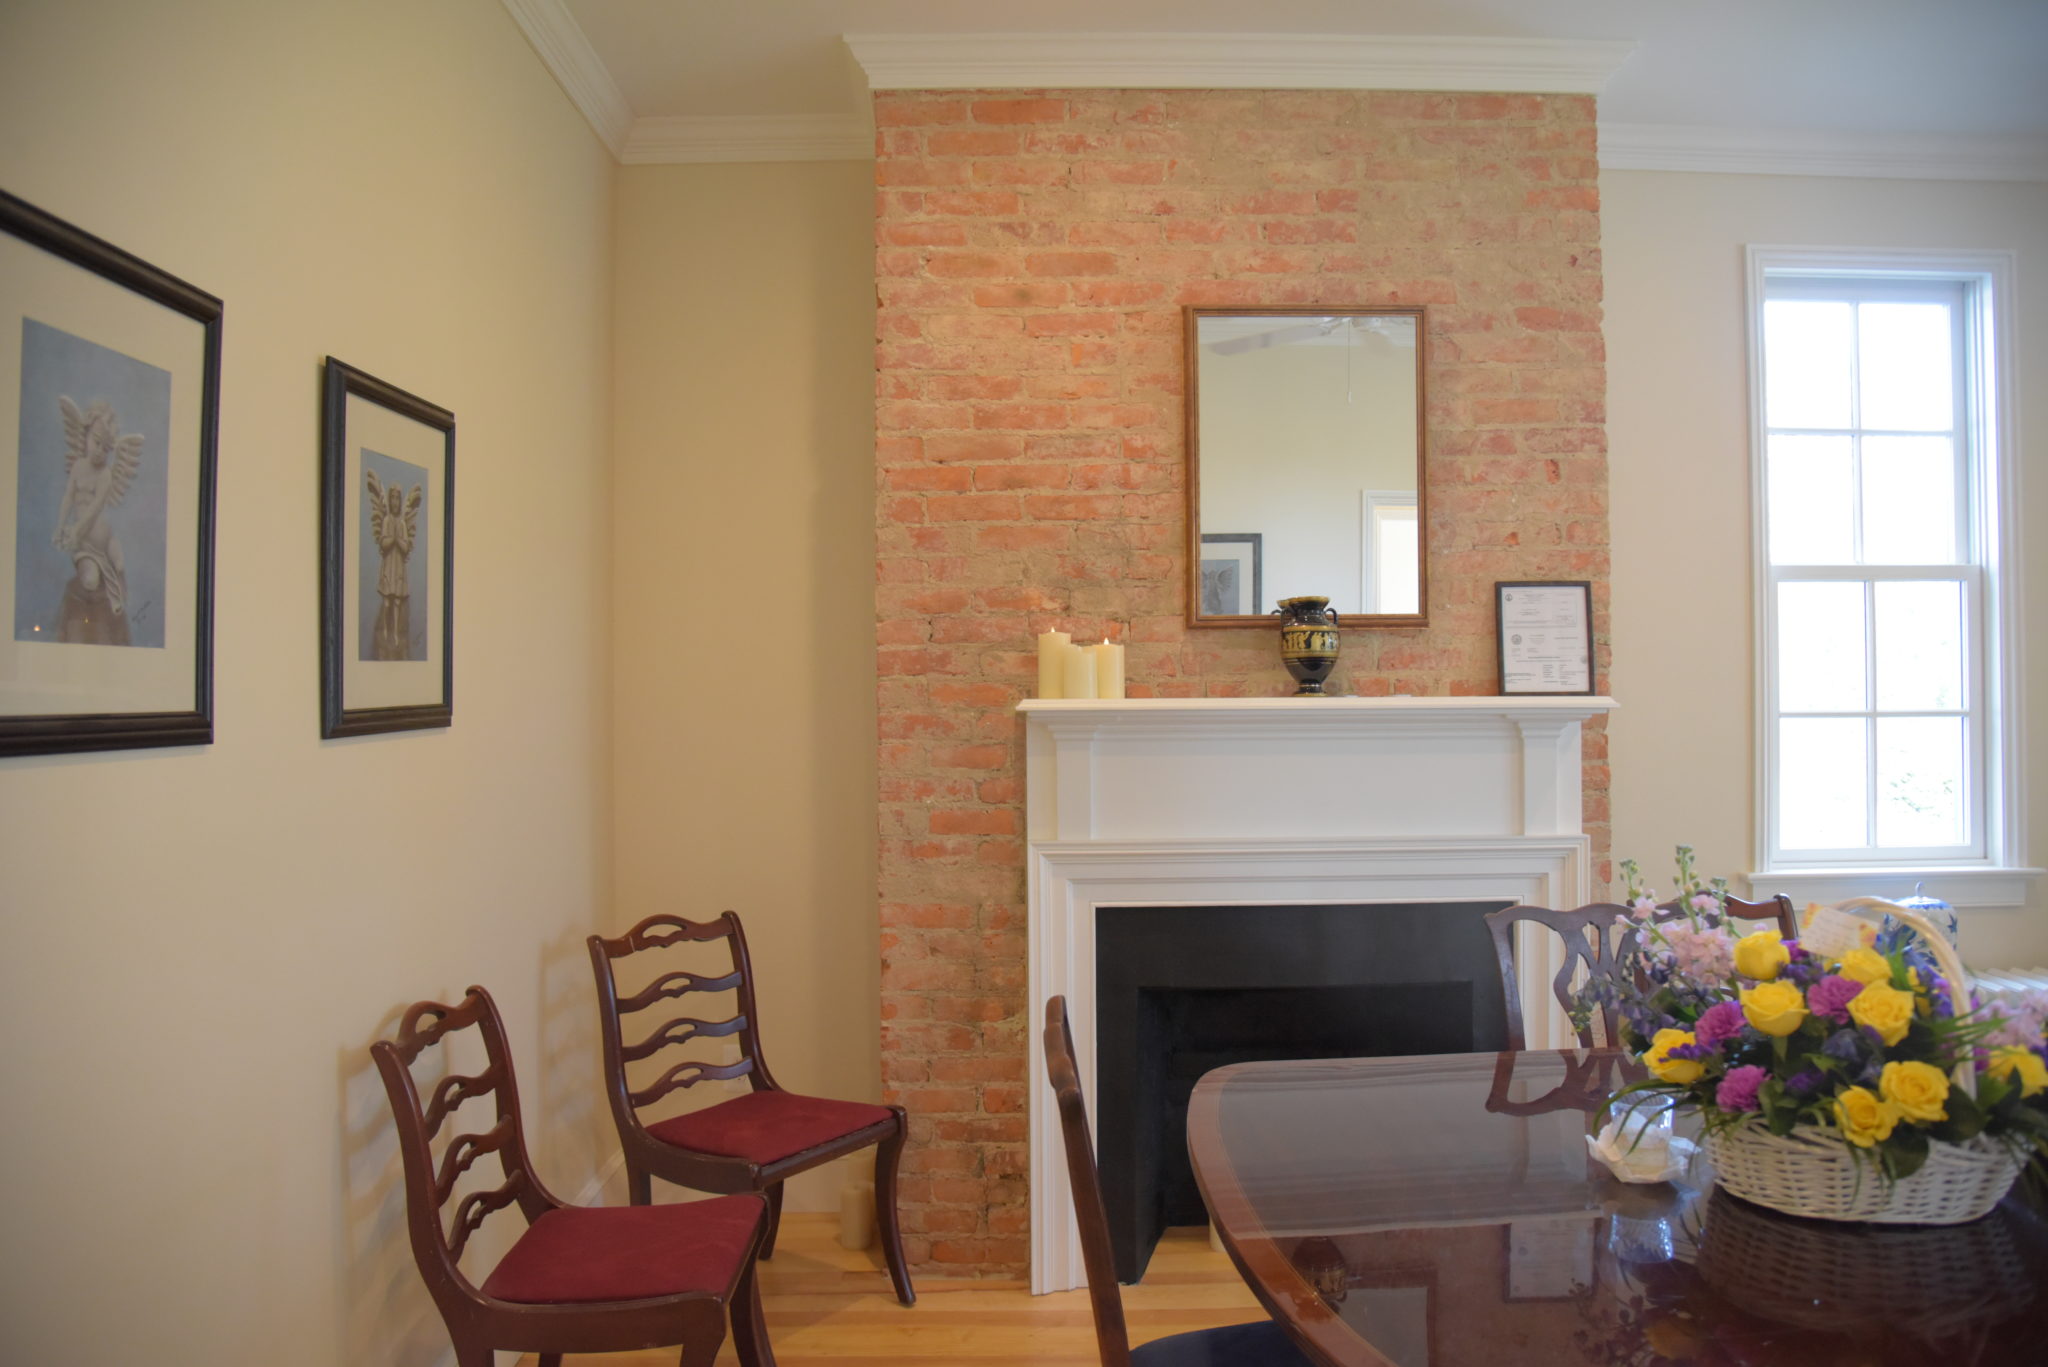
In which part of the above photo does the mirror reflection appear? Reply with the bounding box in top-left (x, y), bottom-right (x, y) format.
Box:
top-left (1188, 307), bottom-right (1426, 625)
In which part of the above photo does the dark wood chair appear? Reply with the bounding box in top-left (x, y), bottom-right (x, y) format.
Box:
top-left (589, 912), bottom-right (915, 1306)
top-left (1043, 996), bottom-right (1315, 1367)
top-left (1484, 895), bottom-right (1798, 1050)
top-left (369, 985), bottom-right (777, 1367)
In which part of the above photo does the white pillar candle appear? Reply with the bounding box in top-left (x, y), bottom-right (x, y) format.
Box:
top-left (838, 1178), bottom-right (876, 1250)
top-left (1036, 630), bottom-right (1070, 699)
top-left (1089, 641), bottom-right (1125, 699)
top-left (1061, 641), bottom-right (1097, 699)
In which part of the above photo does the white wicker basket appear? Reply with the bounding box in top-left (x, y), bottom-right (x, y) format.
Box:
top-left (1704, 1119), bottom-right (2027, 1224)
top-left (1701, 898), bottom-right (2030, 1225)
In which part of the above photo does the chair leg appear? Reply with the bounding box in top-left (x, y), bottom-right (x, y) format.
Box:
top-left (760, 1181), bottom-right (785, 1259)
top-left (628, 1161), bottom-right (652, 1207)
top-left (731, 1256), bottom-right (779, 1367)
top-left (451, 1340), bottom-right (494, 1367)
top-left (538, 1357), bottom-right (562, 1367)
top-left (874, 1118), bottom-right (917, 1306)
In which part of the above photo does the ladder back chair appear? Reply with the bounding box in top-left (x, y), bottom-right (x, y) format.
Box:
top-left (1043, 996), bottom-right (1314, 1367)
top-left (369, 985), bottom-right (776, 1367)
top-left (1485, 895), bottom-right (1798, 1050)
top-left (589, 912), bottom-right (915, 1306)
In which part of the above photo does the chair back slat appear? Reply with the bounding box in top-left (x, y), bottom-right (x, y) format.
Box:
top-left (1041, 996), bottom-right (1132, 1367)
top-left (433, 1118), bottom-right (513, 1205)
top-left (631, 1056), bottom-right (756, 1108)
top-left (596, 914), bottom-right (736, 955)
top-left (447, 1179), bottom-right (525, 1260)
top-left (422, 1067), bottom-right (501, 1141)
top-left (623, 1013), bottom-right (749, 1063)
top-left (617, 967), bottom-right (745, 1015)
top-left (370, 986), bottom-right (557, 1286)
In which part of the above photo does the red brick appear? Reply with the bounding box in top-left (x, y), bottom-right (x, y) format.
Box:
top-left (972, 98), bottom-right (1068, 124)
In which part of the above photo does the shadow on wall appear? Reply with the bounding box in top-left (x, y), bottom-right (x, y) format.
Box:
top-left (538, 925), bottom-right (615, 1198)
top-left (336, 1004), bottom-right (449, 1367)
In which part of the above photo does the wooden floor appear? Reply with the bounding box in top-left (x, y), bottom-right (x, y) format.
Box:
top-left (520, 1215), bottom-right (1269, 1366)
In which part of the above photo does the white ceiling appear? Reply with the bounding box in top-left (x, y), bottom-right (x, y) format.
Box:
top-left (526, 0), bottom-right (2048, 177)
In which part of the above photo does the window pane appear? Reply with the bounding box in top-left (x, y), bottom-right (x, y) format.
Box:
top-left (1876, 716), bottom-right (1965, 847)
top-left (1781, 717), bottom-right (1869, 849)
top-left (1874, 580), bottom-right (1964, 712)
top-left (1777, 581), bottom-right (1866, 713)
top-left (1860, 302), bottom-right (1953, 432)
top-left (1765, 300), bottom-right (1853, 430)
top-left (1862, 436), bottom-right (1957, 564)
top-left (1767, 435), bottom-right (1855, 564)
top-left (1372, 507), bottom-right (1418, 614)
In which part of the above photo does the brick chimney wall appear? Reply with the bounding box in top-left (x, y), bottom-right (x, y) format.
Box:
top-left (871, 88), bottom-right (1609, 1278)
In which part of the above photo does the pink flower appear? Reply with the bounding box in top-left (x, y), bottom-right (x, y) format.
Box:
top-left (1694, 1001), bottom-right (1746, 1048)
top-left (1688, 893), bottom-right (1719, 915)
top-left (1807, 974), bottom-right (1865, 1023)
top-left (1984, 990), bottom-right (2048, 1050)
top-left (1716, 1065), bottom-right (1768, 1113)
top-left (1660, 921), bottom-right (1735, 981)
top-left (1630, 896), bottom-right (1660, 921)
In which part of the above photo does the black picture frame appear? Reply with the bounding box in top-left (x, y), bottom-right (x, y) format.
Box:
top-left (1199, 532), bottom-right (1262, 617)
top-left (319, 358), bottom-right (454, 737)
top-left (0, 189), bottom-right (221, 758)
top-left (1496, 580), bottom-right (1595, 696)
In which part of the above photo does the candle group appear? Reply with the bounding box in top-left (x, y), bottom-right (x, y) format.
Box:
top-left (1036, 630), bottom-right (1125, 700)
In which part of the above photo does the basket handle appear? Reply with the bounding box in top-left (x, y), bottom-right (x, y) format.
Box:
top-left (1817, 897), bottom-right (1974, 1097)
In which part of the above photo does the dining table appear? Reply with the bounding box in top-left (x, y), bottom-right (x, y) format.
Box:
top-left (1187, 1048), bottom-right (2048, 1367)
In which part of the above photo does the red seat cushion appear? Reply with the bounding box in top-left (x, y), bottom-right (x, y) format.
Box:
top-left (482, 1194), bottom-right (764, 1305)
top-left (645, 1090), bottom-right (895, 1166)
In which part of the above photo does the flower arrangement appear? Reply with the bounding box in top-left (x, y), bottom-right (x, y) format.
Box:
top-left (1580, 848), bottom-right (2048, 1190)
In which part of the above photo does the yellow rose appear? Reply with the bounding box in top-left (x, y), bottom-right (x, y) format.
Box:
top-left (1878, 1060), bottom-right (1950, 1123)
top-left (1740, 980), bottom-right (1809, 1037)
top-left (1847, 982), bottom-right (1915, 1046)
top-left (1988, 1047), bottom-right (2048, 1098)
top-left (1836, 947), bottom-right (1894, 987)
top-left (1833, 1086), bottom-right (1902, 1148)
top-left (1733, 929), bottom-right (1790, 981)
top-left (1643, 1027), bottom-right (1705, 1085)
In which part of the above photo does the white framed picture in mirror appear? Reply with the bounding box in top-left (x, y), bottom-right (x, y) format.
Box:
top-left (1185, 306), bottom-right (1427, 628)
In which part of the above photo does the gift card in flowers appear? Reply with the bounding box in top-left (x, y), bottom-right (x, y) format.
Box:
top-left (1798, 904), bottom-right (1879, 960)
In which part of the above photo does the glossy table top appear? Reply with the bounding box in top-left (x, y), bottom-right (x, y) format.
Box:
top-left (1187, 1050), bottom-right (2048, 1367)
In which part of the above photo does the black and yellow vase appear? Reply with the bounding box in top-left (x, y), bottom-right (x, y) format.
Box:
top-left (1275, 595), bottom-right (1341, 695)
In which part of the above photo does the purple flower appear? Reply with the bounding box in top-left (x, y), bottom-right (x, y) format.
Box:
top-left (1823, 1028), bottom-right (1866, 1063)
top-left (1716, 1065), bottom-right (1768, 1113)
top-left (1787, 1068), bottom-right (1824, 1097)
top-left (1694, 1001), bottom-right (1747, 1049)
top-left (1807, 974), bottom-right (1865, 1023)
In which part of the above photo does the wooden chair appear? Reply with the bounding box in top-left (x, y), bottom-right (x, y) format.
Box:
top-left (589, 913), bottom-right (915, 1306)
top-left (1485, 895), bottom-right (1798, 1050)
top-left (369, 986), bottom-right (777, 1367)
top-left (1042, 996), bottom-right (1315, 1367)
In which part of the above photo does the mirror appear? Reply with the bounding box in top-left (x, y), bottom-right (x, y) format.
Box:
top-left (1186, 306), bottom-right (1426, 627)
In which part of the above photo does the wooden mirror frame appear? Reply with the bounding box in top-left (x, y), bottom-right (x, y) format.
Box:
top-left (1184, 304), bottom-right (1429, 628)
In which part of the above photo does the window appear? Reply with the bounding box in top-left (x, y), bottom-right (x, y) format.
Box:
top-left (1749, 249), bottom-right (2022, 890)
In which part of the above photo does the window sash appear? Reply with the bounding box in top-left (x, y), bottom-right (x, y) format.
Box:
top-left (1753, 261), bottom-right (1998, 872)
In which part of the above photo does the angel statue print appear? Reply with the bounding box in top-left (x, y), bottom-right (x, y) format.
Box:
top-left (13, 319), bottom-right (170, 649)
top-left (360, 450), bottom-right (427, 661)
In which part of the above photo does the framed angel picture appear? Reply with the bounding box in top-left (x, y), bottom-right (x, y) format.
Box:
top-left (319, 358), bottom-right (453, 737)
top-left (1, 189), bottom-right (221, 758)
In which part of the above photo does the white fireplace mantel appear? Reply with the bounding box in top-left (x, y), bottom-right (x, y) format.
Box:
top-left (1019, 694), bottom-right (1618, 1293)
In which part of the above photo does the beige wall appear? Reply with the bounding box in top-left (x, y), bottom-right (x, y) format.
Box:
top-left (0, 2), bottom-right (615, 1363)
top-left (1604, 170), bottom-right (2048, 967)
top-left (610, 161), bottom-right (881, 1212)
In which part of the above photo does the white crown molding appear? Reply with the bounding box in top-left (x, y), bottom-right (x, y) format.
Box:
top-left (845, 32), bottom-right (1635, 94)
top-left (623, 114), bottom-right (872, 165)
top-left (500, 0), bottom-right (632, 158)
top-left (1601, 122), bottom-right (2048, 183)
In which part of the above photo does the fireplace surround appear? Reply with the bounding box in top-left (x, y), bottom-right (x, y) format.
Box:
top-left (1020, 694), bottom-right (1617, 1293)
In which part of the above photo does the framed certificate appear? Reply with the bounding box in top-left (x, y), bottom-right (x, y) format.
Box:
top-left (1496, 581), bottom-right (1593, 695)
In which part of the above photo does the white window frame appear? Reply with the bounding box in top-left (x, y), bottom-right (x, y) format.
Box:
top-left (1360, 488), bottom-right (1418, 615)
top-left (1745, 246), bottom-right (2034, 906)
